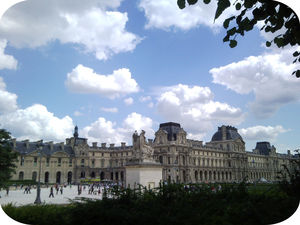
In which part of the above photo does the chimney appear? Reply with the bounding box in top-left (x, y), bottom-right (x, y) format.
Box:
top-left (60, 142), bottom-right (64, 150)
top-left (121, 142), bottom-right (126, 148)
top-left (110, 143), bottom-right (115, 148)
top-left (22, 140), bottom-right (29, 149)
top-left (287, 150), bottom-right (291, 155)
top-left (101, 143), bottom-right (106, 148)
top-left (47, 141), bottom-right (53, 150)
top-left (92, 142), bottom-right (98, 148)
top-left (148, 139), bottom-right (153, 145)
top-left (221, 126), bottom-right (226, 141)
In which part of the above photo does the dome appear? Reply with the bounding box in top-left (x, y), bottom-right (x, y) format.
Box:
top-left (211, 125), bottom-right (243, 142)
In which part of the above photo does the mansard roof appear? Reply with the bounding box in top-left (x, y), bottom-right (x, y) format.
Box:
top-left (12, 141), bottom-right (75, 157)
top-left (211, 125), bottom-right (244, 142)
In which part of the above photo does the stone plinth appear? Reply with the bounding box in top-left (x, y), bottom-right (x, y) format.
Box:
top-left (125, 159), bottom-right (162, 189)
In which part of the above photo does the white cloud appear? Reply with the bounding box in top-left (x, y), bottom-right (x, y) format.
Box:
top-left (65, 64), bottom-right (139, 99)
top-left (156, 84), bottom-right (244, 136)
top-left (210, 47), bottom-right (300, 118)
top-left (139, 95), bottom-right (151, 102)
top-left (81, 112), bottom-right (154, 145)
top-left (139, 0), bottom-right (234, 31)
top-left (147, 102), bottom-right (154, 108)
top-left (81, 117), bottom-right (125, 144)
top-left (124, 97), bottom-right (134, 105)
top-left (0, 39), bottom-right (17, 70)
top-left (0, 77), bottom-right (18, 113)
top-left (0, 104), bottom-right (74, 142)
top-left (122, 112), bottom-right (154, 138)
top-left (100, 107), bottom-right (118, 113)
top-left (0, 0), bottom-right (140, 60)
top-left (73, 110), bottom-right (83, 116)
top-left (239, 125), bottom-right (288, 141)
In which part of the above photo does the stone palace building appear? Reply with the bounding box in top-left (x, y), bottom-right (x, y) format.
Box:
top-left (10, 122), bottom-right (295, 185)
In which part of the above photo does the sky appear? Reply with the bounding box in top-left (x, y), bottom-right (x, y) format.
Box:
top-left (0, 0), bottom-right (299, 154)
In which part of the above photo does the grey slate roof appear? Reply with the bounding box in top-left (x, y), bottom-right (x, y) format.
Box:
top-left (13, 141), bottom-right (75, 156)
top-left (159, 122), bottom-right (182, 141)
top-left (211, 126), bottom-right (244, 142)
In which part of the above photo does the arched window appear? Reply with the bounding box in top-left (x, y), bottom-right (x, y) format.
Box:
top-left (80, 171), bottom-right (85, 178)
top-left (44, 172), bottom-right (49, 183)
top-left (19, 171), bottom-right (24, 180)
top-left (100, 171), bottom-right (105, 180)
top-left (91, 171), bottom-right (96, 178)
top-left (32, 171), bottom-right (37, 181)
top-left (195, 171), bottom-right (198, 181)
top-left (56, 171), bottom-right (61, 184)
top-left (67, 171), bottom-right (72, 184)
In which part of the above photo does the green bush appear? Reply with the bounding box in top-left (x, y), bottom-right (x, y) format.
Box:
top-left (2, 182), bottom-right (299, 225)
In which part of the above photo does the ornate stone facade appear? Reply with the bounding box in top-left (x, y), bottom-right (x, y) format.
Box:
top-left (10, 123), bottom-right (295, 184)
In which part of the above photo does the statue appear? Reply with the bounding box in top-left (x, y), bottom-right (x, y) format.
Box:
top-left (132, 130), bottom-right (154, 162)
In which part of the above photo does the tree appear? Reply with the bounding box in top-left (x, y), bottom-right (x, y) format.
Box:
top-left (0, 129), bottom-right (18, 188)
top-left (177, 0), bottom-right (300, 77)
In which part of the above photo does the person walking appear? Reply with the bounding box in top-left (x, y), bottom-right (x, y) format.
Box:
top-left (6, 186), bottom-right (9, 196)
top-left (49, 186), bottom-right (54, 198)
top-left (60, 186), bottom-right (63, 194)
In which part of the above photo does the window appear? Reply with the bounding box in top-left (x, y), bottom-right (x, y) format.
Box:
top-left (69, 158), bottom-right (72, 167)
top-left (20, 156), bottom-right (24, 166)
top-left (92, 160), bottom-right (95, 167)
top-left (46, 157), bottom-right (50, 167)
top-left (34, 157), bottom-right (37, 166)
top-left (159, 156), bottom-right (163, 164)
top-left (81, 159), bottom-right (85, 167)
top-left (58, 158), bottom-right (61, 167)
top-left (168, 157), bottom-right (171, 164)
top-left (92, 152), bottom-right (95, 156)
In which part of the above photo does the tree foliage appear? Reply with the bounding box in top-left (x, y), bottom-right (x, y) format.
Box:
top-left (0, 129), bottom-right (18, 187)
top-left (177, 0), bottom-right (300, 77)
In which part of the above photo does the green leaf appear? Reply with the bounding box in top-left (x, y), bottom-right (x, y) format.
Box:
top-left (266, 41), bottom-right (271, 47)
top-left (223, 35), bottom-right (230, 42)
top-left (177, 0), bottom-right (186, 9)
top-left (229, 40), bottom-right (237, 48)
top-left (215, 0), bottom-right (231, 20)
top-left (223, 16), bottom-right (235, 29)
top-left (227, 27), bottom-right (237, 36)
top-left (235, 3), bottom-right (241, 10)
top-left (187, 0), bottom-right (198, 5)
top-left (293, 51), bottom-right (300, 57)
top-left (203, 0), bottom-right (211, 4)
top-left (244, 0), bottom-right (255, 9)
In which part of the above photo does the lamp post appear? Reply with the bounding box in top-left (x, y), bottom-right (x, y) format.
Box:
top-left (34, 141), bottom-right (43, 205)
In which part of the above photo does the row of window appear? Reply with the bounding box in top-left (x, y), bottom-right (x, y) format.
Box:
top-left (20, 156), bottom-right (73, 167)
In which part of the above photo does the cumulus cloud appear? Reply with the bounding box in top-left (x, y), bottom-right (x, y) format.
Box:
top-left (239, 125), bottom-right (288, 141)
top-left (0, 104), bottom-right (74, 142)
top-left (210, 47), bottom-right (300, 118)
top-left (0, 39), bottom-right (17, 70)
top-left (0, 0), bottom-right (140, 60)
top-left (65, 64), bottom-right (139, 99)
top-left (100, 107), bottom-right (118, 113)
top-left (0, 77), bottom-right (74, 141)
top-left (156, 84), bottom-right (244, 136)
top-left (81, 112), bottom-right (154, 145)
top-left (124, 97), bottom-right (134, 105)
top-left (139, 0), bottom-right (234, 31)
top-left (0, 77), bottom-right (18, 113)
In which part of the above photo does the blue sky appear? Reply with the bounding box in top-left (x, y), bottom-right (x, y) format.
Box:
top-left (0, 0), bottom-right (299, 153)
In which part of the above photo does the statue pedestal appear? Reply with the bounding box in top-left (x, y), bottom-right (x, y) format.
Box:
top-left (125, 159), bottom-right (162, 189)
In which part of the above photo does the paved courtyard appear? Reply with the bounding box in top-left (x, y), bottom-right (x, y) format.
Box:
top-left (0, 186), bottom-right (103, 206)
